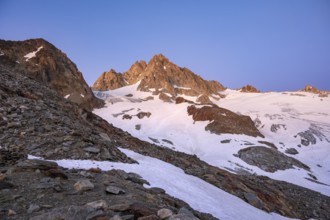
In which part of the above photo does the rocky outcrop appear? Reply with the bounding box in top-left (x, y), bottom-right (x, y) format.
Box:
top-left (187, 105), bottom-right (264, 137)
top-left (0, 38), bottom-right (103, 110)
top-left (303, 85), bottom-right (318, 93)
top-left (236, 146), bottom-right (310, 172)
top-left (302, 85), bottom-right (330, 97)
top-left (92, 54), bottom-right (225, 100)
top-left (240, 85), bottom-right (260, 93)
top-left (196, 94), bottom-right (213, 104)
top-left (92, 69), bottom-right (127, 91)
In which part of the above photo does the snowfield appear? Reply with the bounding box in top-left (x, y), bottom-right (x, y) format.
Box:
top-left (28, 149), bottom-right (293, 220)
top-left (93, 83), bottom-right (330, 197)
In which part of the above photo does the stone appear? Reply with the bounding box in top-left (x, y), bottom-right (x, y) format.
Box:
top-left (157, 208), bottom-right (173, 219)
top-left (237, 146), bottom-right (309, 172)
top-left (285, 148), bottom-right (299, 155)
top-left (43, 168), bottom-right (68, 179)
top-left (7, 122), bottom-right (21, 128)
top-left (220, 139), bottom-right (231, 144)
top-left (110, 215), bottom-right (123, 220)
top-left (28, 204), bottom-right (41, 214)
top-left (243, 192), bottom-right (264, 209)
top-left (108, 204), bottom-right (130, 212)
top-left (178, 208), bottom-right (195, 217)
top-left (84, 147), bottom-right (100, 154)
top-left (127, 173), bottom-right (150, 185)
top-left (100, 148), bottom-right (112, 160)
top-left (149, 187), bottom-right (166, 194)
top-left (168, 214), bottom-right (200, 220)
top-left (121, 214), bottom-right (135, 220)
top-left (17, 159), bottom-right (58, 170)
top-left (105, 186), bottom-right (125, 195)
top-left (86, 200), bottom-right (108, 210)
top-left (8, 209), bottom-right (17, 216)
top-left (138, 215), bottom-right (160, 220)
top-left (136, 112), bottom-right (151, 119)
top-left (86, 210), bottom-right (106, 219)
top-left (99, 132), bottom-right (111, 142)
top-left (74, 179), bottom-right (95, 192)
top-left (129, 202), bottom-right (158, 217)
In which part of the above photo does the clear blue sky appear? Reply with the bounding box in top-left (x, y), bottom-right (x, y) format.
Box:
top-left (1, 0), bottom-right (329, 91)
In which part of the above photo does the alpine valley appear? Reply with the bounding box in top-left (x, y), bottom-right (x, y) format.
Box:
top-left (0, 39), bottom-right (329, 220)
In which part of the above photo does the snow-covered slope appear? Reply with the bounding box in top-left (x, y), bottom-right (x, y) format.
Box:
top-left (93, 83), bottom-right (330, 198)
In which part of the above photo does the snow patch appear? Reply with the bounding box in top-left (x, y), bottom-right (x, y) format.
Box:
top-left (64, 94), bottom-right (70, 99)
top-left (28, 149), bottom-right (291, 220)
top-left (80, 94), bottom-right (85, 98)
top-left (173, 84), bottom-right (191, 90)
top-left (24, 46), bottom-right (43, 61)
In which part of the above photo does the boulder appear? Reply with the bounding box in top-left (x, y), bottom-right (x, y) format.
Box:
top-left (187, 105), bottom-right (263, 137)
top-left (74, 179), bottom-right (94, 192)
top-left (237, 146), bottom-right (309, 172)
top-left (157, 208), bottom-right (173, 219)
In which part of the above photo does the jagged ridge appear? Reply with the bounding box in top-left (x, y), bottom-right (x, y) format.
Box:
top-left (92, 54), bottom-right (225, 103)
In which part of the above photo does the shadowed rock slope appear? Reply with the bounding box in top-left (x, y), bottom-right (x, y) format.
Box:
top-left (0, 38), bottom-right (103, 110)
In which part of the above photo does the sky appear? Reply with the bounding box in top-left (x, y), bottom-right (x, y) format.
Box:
top-left (0, 0), bottom-right (329, 91)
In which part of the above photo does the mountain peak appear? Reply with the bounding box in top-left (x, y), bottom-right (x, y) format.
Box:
top-left (0, 38), bottom-right (103, 110)
top-left (150, 53), bottom-right (169, 63)
top-left (92, 54), bottom-right (225, 103)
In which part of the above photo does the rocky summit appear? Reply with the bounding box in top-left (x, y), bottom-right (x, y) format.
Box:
top-left (0, 38), bottom-right (103, 110)
top-left (92, 54), bottom-right (225, 103)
